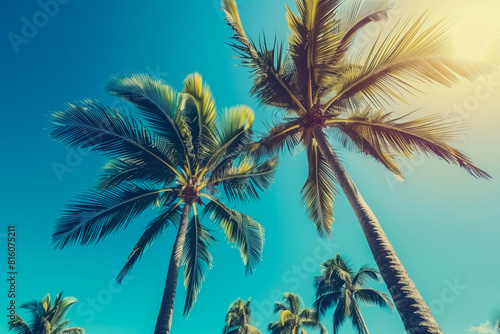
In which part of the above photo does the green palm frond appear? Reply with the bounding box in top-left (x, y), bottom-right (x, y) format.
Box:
top-left (286, 0), bottom-right (343, 95)
top-left (351, 265), bottom-right (379, 287)
top-left (325, 13), bottom-right (496, 110)
top-left (326, 109), bottom-right (491, 179)
top-left (203, 197), bottom-right (264, 274)
top-left (353, 288), bottom-right (393, 310)
top-left (223, 298), bottom-right (260, 334)
top-left (180, 73), bottom-right (218, 161)
top-left (282, 293), bottom-right (303, 316)
top-left (332, 297), bottom-right (348, 334)
top-left (50, 100), bottom-right (182, 180)
top-left (301, 132), bottom-right (336, 236)
top-left (105, 74), bottom-right (188, 154)
top-left (96, 157), bottom-right (177, 189)
top-left (9, 315), bottom-right (33, 334)
top-left (116, 202), bottom-right (182, 284)
top-left (53, 185), bottom-right (171, 248)
top-left (222, 0), bottom-right (305, 112)
top-left (182, 206), bottom-right (216, 316)
top-left (211, 157), bottom-right (278, 202)
top-left (249, 120), bottom-right (302, 161)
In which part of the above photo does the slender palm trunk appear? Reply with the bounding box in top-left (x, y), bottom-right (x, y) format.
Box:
top-left (312, 126), bottom-right (442, 334)
top-left (154, 203), bottom-right (192, 334)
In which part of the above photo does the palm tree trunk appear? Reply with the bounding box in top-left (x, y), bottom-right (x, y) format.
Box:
top-left (311, 126), bottom-right (442, 334)
top-left (154, 202), bottom-right (192, 334)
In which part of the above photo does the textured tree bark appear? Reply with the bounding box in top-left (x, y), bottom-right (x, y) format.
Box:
top-left (154, 203), bottom-right (192, 334)
top-left (312, 126), bottom-right (442, 334)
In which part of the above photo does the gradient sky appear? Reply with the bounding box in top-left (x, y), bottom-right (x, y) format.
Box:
top-left (1, 1), bottom-right (499, 333)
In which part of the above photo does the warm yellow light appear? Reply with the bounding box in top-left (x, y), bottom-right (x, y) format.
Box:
top-left (455, 23), bottom-right (491, 59)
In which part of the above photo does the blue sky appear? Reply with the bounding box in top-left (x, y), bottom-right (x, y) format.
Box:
top-left (1, 1), bottom-right (499, 333)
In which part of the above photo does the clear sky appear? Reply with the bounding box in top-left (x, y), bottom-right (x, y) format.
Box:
top-left (1, 1), bottom-right (499, 333)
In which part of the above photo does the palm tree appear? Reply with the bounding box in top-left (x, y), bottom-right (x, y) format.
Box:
top-left (9, 292), bottom-right (84, 334)
top-left (314, 255), bottom-right (393, 334)
top-left (223, 298), bottom-right (261, 334)
top-left (50, 73), bottom-right (278, 334)
top-left (268, 292), bottom-right (327, 334)
top-left (221, 0), bottom-right (494, 333)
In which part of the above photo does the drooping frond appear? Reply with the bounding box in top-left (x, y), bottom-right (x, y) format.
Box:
top-left (300, 308), bottom-right (328, 334)
top-left (210, 157), bottom-right (278, 202)
top-left (180, 73), bottom-right (218, 161)
top-left (248, 120), bottom-right (302, 161)
top-left (50, 100), bottom-right (182, 180)
top-left (332, 297), bottom-right (348, 334)
top-left (203, 197), bottom-right (264, 274)
top-left (352, 265), bottom-right (379, 287)
top-left (282, 293), bottom-right (302, 316)
top-left (116, 202), bottom-right (182, 284)
top-left (182, 206), bottom-right (216, 316)
top-left (105, 73), bottom-right (188, 155)
top-left (313, 287), bottom-right (342, 316)
top-left (353, 288), bottom-right (393, 310)
top-left (301, 132), bottom-right (337, 236)
top-left (325, 109), bottom-right (492, 179)
top-left (222, 0), bottom-right (305, 112)
top-left (325, 13), bottom-right (496, 110)
top-left (9, 315), bottom-right (33, 334)
top-left (350, 302), bottom-right (369, 334)
top-left (53, 185), bottom-right (170, 249)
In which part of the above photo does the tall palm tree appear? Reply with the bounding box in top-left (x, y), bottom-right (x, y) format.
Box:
top-left (50, 73), bottom-right (277, 334)
top-left (314, 254), bottom-right (393, 334)
top-left (223, 298), bottom-right (261, 334)
top-left (268, 293), bottom-right (327, 334)
top-left (9, 292), bottom-right (84, 334)
top-left (221, 1), bottom-right (494, 333)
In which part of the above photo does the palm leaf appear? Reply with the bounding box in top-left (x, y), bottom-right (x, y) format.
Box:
top-left (9, 315), bottom-right (33, 334)
top-left (301, 132), bottom-right (336, 236)
top-left (350, 302), bottom-right (368, 334)
top-left (249, 120), bottom-right (302, 161)
top-left (326, 109), bottom-right (491, 179)
top-left (352, 265), bottom-right (379, 287)
top-left (203, 197), bottom-right (264, 274)
top-left (116, 202), bottom-right (182, 284)
top-left (182, 205), bottom-right (216, 315)
top-left (332, 296), bottom-right (348, 334)
top-left (53, 185), bottom-right (170, 248)
top-left (353, 288), bottom-right (394, 310)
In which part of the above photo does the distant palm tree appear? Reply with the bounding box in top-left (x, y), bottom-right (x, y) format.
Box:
top-left (222, 0), bottom-right (494, 333)
top-left (9, 292), bottom-right (84, 334)
top-left (50, 73), bottom-right (277, 334)
top-left (314, 255), bottom-right (393, 334)
top-left (223, 298), bottom-right (261, 334)
top-left (268, 293), bottom-right (327, 334)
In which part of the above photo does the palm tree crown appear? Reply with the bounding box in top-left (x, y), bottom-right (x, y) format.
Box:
top-left (9, 292), bottom-right (84, 334)
top-left (314, 255), bottom-right (393, 334)
top-left (50, 73), bottom-right (277, 333)
top-left (222, 1), bottom-right (494, 332)
top-left (268, 292), bottom-right (327, 334)
top-left (223, 298), bottom-right (261, 334)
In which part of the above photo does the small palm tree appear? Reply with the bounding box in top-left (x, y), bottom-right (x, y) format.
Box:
top-left (314, 255), bottom-right (393, 334)
top-left (222, 1), bottom-right (494, 332)
top-left (50, 73), bottom-right (277, 334)
top-left (223, 298), bottom-right (261, 334)
top-left (268, 293), bottom-right (327, 334)
top-left (9, 292), bottom-right (84, 334)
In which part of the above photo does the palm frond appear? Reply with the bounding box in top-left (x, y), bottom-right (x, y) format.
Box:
top-left (249, 120), bottom-right (302, 161)
top-left (105, 73), bottom-right (189, 155)
top-left (9, 315), bottom-right (33, 334)
top-left (313, 289), bottom-right (342, 317)
top-left (211, 157), bottom-right (278, 202)
top-left (352, 265), bottom-right (379, 287)
top-left (57, 328), bottom-right (85, 334)
top-left (326, 109), bottom-right (491, 179)
top-left (116, 202), bottom-right (182, 284)
top-left (53, 185), bottom-right (170, 249)
top-left (282, 292), bottom-right (302, 316)
top-left (203, 197), bottom-right (264, 274)
top-left (332, 297), bottom-right (348, 334)
top-left (180, 73), bottom-right (218, 162)
top-left (301, 132), bottom-right (337, 236)
top-left (182, 205), bottom-right (216, 316)
top-left (50, 100), bottom-right (182, 179)
top-left (222, 0), bottom-right (305, 112)
top-left (353, 288), bottom-right (394, 310)
top-left (325, 13), bottom-right (496, 110)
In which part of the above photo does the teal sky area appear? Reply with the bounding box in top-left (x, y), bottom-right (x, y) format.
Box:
top-left (1, 1), bottom-right (499, 333)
